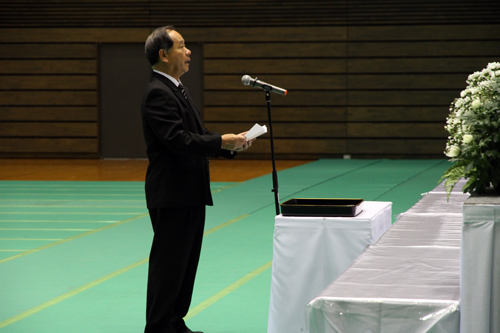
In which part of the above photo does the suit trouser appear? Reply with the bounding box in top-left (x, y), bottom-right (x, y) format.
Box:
top-left (145, 206), bottom-right (205, 333)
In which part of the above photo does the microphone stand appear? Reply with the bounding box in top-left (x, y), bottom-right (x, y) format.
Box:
top-left (264, 90), bottom-right (280, 215)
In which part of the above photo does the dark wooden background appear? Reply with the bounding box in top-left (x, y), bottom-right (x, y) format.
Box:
top-left (0, 0), bottom-right (499, 159)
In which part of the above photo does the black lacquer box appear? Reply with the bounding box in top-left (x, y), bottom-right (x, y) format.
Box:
top-left (280, 198), bottom-right (364, 217)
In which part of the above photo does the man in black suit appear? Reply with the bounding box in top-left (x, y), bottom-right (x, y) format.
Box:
top-left (141, 26), bottom-right (253, 333)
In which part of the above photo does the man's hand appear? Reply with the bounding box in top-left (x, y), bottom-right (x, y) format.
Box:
top-left (234, 131), bottom-right (255, 151)
top-left (221, 133), bottom-right (247, 151)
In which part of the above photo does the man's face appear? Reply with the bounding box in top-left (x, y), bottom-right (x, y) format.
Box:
top-left (165, 30), bottom-right (191, 80)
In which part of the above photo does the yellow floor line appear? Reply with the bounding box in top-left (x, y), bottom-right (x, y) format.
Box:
top-left (0, 205), bottom-right (146, 208)
top-left (0, 199), bottom-right (145, 203)
top-left (0, 238), bottom-right (63, 241)
top-left (203, 215), bottom-right (249, 236)
top-left (1, 212), bottom-right (144, 215)
top-left (0, 256), bottom-right (272, 327)
top-left (210, 182), bottom-right (242, 194)
top-left (0, 213), bottom-right (255, 329)
top-left (0, 212), bottom-right (249, 265)
top-left (0, 186), bottom-right (142, 189)
top-left (185, 260), bottom-right (273, 320)
top-left (4, 193), bottom-right (144, 197)
top-left (0, 228), bottom-right (93, 231)
top-left (0, 220), bottom-right (120, 223)
top-left (0, 213), bottom-right (149, 265)
top-left (0, 259), bottom-right (273, 328)
top-left (0, 258), bottom-right (149, 329)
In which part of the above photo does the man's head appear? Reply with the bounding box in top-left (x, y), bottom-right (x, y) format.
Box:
top-left (145, 26), bottom-right (191, 80)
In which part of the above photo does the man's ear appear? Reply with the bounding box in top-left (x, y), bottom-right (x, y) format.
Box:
top-left (158, 49), bottom-right (168, 63)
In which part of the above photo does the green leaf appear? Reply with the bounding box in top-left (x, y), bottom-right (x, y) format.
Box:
top-left (439, 162), bottom-right (467, 200)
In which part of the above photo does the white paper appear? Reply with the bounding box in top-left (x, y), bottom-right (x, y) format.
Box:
top-left (245, 123), bottom-right (267, 140)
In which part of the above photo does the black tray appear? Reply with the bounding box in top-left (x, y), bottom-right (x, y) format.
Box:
top-left (280, 198), bottom-right (364, 217)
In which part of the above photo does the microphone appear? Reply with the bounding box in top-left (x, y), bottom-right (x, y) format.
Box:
top-left (241, 75), bottom-right (287, 96)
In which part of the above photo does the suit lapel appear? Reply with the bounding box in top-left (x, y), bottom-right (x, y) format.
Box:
top-left (152, 72), bottom-right (204, 133)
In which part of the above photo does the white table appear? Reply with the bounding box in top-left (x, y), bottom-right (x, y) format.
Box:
top-left (306, 185), bottom-right (468, 333)
top-left (460, 190), bottom-right (500, 333)
top-left (268, 201), bottom-right (392, 333)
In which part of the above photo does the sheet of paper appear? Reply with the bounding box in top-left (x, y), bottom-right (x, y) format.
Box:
top-left (245, 123), bottom-right (267, 140)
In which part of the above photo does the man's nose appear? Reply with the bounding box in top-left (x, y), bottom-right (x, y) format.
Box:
top-left (186, 48), bottom-right (191, 55)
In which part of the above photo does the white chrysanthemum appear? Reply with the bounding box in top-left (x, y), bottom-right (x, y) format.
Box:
top-left (472, 99), bottom-right (481, 109)
top-left (442, 62), bottom-right (500, 196)
top-left (469, 72), bottom-right (480, 80)
top-left (463, 134), bottom-right (473, 144)
top-left (445, 145), bottom-right (460, 158)
top-left (487, 62), bottom-right (500, 70)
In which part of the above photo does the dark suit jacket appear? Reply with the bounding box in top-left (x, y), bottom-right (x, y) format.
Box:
top-left (141, 71), bottom-right (234, 208)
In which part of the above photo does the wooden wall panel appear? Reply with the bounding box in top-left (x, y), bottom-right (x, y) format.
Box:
top-left (203, 43), bottom-right (347, 58)
top-left (1, 1), bottom-right (497, 28)
top-left (202, 24), bottom-right (349, 159)
top-left (0, 60), bottom-right (96, 74)
top-left (347, 74), bottom-right (467, 90)
top-left (201, 24), bottom-right (499, 158)
top-left (204, 59), bottom-right (346, 74)
top-left (250, 139), bottom-right (347, 155)
top-left (0, 107), bottom-right (97, 121)
top-left (0, 138), bottom-right (98, 154)
top-left (0, 123), bottom-right (98, 137)
top-left (347, 41), bottom-right (500, 57)
top-left (348, 139), bottom-right (446, 155)
top-left (205, 91), bottom-right (347, 107)
top-left (347, 91), bottom-right (457, 106)
top-left (0, 44), bottom-right (97, 58)
top-left (348, 123), bottom-right (447, 138)
top-left (0, 1), bottom-right (499, 159)
top-left (205, 75), bottom-right (347, 90)
top-left (347, 107), bottom-right (449, 123)
top-left (0, 28), bottom-right (151, 43)
top-left (204, 107), bottom-right (346, 122)
top-left (0, 42), bottom-right (99, 157)
top-left (209, 123), bottom-right (346, 138)
top-left (351, 25), bottom-right (500, 41)
top-left (0, 76), bottom-right (97, 90)
top-left (342, 23), bottom-right (500, 159)
top-left (348, 58), bottom-right (496, 73)
top-left (0, 92), bottom-right (97, 105)
top-left (183, 26), bottom-right (347, 43)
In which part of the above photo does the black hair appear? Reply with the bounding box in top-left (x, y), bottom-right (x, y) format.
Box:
top-left (144, 25), bottom-right (175, 66)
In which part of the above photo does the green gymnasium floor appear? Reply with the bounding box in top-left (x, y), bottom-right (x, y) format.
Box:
top-left (0, 159), bottom-right (451, 332)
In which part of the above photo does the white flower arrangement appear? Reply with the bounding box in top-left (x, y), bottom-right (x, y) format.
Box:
top-left (440, 62), bottom-right (500, 197)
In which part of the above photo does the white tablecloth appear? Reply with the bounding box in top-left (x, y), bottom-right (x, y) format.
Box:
top-left (460, 190), bottom-right (500, 333)
top-left (305, 184), bottom-right (468, 333)
top-left (268, 201), bottom-right (392, 333)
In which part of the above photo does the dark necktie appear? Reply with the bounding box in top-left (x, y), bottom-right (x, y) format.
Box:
top-left (178, 83), bottom-right (202, 130)
top-left (178, 84), bottom-right (188, 99)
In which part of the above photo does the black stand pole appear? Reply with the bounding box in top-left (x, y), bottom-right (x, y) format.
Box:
top-left (265, 91), bottom-right (280, 216)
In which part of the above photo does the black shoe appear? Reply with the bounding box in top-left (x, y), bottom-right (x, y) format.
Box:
top-left (183, 329), bottom-right (203, 333)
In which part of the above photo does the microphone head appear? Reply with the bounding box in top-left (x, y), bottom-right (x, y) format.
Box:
top-left (241, 75), bottom-right (252, 86)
